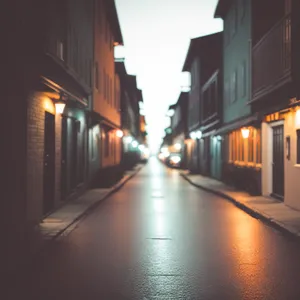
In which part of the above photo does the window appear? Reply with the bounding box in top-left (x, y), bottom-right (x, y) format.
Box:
top-left (191, 61), bottom-right (198, 89)
top-left (104, 70), bottom-right (107, 99)
top-left (224, 79), bottom-right (230, 106)
top-left (256, 129), bottom-right (262, 164)
top-left (109, 78), bottom-right (112, 104)
top-left (240, 61), bottom-right (246, 97)
top-left (231, 4), bottom-right (238, 38)
top-left (89, 59), bottom-right (92, 87)
top-left (228, 127), bottom-right (261, 165)
top-left (231, 70), bottom-right (237, 103)
top-left (57, 40), bottom-right (64, 60)
top-left (240, 0), bottom-right (246, 22)
top-left (284, 12), bottom-right (291, 70)
top-left (105, 20), bottom-right (108, 42)
top-left (98, 0), bottom-right (102, 30)
top-left (211, 81), bottom-right (217, 115)
top-left (95, 62), bottom-right (99, 90)
top-left (248, 128), bottom-right (254, 162)
top-left (105, 130), bottom-right (109, 157)
top-left (202, 88), bottom-right (209, 120)
top-left (285, 0), bottom-right (291, 14)
top-left (224, 17), bottom-right (230, 46)
top-left (106, 73), bottom-right (108, 100)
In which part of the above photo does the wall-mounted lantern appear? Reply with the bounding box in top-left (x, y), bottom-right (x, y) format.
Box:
top-left (54, 93), bottom-right (68, 115)
top-left (196, 130), bottom-right (202, 139)
top-left (190, 130), bottom-right (202, 140)
top-left (116, 129), bottom-right (124, 138)
top-left (132, 140), bottom-right (138, 148)
top-left (54, 100), bottom-right (66, 115)
top-left (241, 127), bottom-right (250, 139)
top-left (124, 136), bottom-right (133, 144)
top-left (174, 143), bottom-right (182, 150)
top-left (295, 108), bottom-right (300, 129)
top-left (190, 131), bottom-right (197, 140)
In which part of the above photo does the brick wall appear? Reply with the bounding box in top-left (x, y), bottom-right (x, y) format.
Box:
top-left (26, 92), bottom-right (62, 225)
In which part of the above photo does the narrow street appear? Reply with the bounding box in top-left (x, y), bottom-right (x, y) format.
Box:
top-left (12, 158), bottom-right (300, 299)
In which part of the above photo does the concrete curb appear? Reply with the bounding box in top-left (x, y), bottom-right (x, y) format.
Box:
top-left (180, 173), bottom-right (299, 238)
top-left (48, 165), bottom-right (144, 242)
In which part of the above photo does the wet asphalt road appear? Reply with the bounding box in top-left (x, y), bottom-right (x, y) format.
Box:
top-left (10, 158), bottom-right (300, 299)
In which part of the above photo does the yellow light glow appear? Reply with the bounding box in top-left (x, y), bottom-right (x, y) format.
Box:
top-left (116, 129), bottom-right (124, 138)
top-left (295, 109), bottom-right (300, 129)
top-left (43, 97), bottom-right (55, 114)
top-left (241, 127), bottom-right (250, 139)
top-left (174, 143), bottom-right (182, 150)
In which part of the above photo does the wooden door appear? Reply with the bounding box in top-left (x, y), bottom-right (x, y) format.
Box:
top-left (272, 125), bottom-right (284, 199)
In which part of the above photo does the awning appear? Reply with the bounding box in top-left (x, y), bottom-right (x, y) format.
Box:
top-left (214, 114), bottom-right (259, 135)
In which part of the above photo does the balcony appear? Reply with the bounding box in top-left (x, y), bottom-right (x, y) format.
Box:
top-left (252, 14), bottom-right (291, 102)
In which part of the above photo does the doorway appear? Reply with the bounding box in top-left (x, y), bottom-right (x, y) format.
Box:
top-left (43, 112), bottom-right (55, 215)
top-left (272, 124), bottom-right (284, 199)
top-left (61, 116), bottom-right (68, 200)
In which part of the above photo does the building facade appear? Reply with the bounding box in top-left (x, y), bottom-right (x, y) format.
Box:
top-left (251, 0), bottom-right (300, 208)
top-left (116, 62), bottom-right (145, 168)
top-left (91, 0), bottom-right (124, 185)
top-left (169, 92), bottom-right (189, 168)
top-left (200, 66), bottom-right (223, 180)
top-left (182, 32), bottom-right (223, 174)
top-left (214, 0), bottom-right (262, 195)
top-left (26, 0), bottom-right (94, 226)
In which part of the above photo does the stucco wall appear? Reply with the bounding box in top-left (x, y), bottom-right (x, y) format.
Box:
top-left (262, 111), bottom-right (300, 211)
top-left (284, 111), bottom-right (300, 210)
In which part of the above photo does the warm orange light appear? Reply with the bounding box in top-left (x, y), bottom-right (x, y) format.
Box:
top-left (241, 127), bottom-right (250, 139)
top-left (114, 42), bottom-right (120, 46)
top-left (116, 129), bottom-right (123, 138)
top-left (295, 109), bottom-right (300, 129)
top-left (55, 101), bottom-right (66, 114)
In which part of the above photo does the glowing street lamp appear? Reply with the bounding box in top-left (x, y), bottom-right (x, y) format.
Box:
top-left (132, 140), bottom-right (138, 148)
top-left (196, 130), bottom-right (202, 139)
top-left (241, 127), bottom-right (250, 139)
top-left (190, 131), bottom-right (197, 140)
top-left (54, 100), bottom-right (66, 115)
top-left (174, 143), bottom-right (182, 150)
top-left (124, 136), bottom-right (133, 143)
top-left (116, 129), bottom-right (124, 138)
top-left (190, 131), bottom-right (202, 140)
top-left (161, 147), bottom-right (168, 153)
top-left (138, 144), bottom-right (145, 151)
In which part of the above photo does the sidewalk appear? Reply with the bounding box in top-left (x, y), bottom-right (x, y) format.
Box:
top-left (181, 171), bottom-right (300, 237)
top-left (29, 164), bottom-right (144, 254)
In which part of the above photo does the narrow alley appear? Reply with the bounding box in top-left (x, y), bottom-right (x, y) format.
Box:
top-left (8, 158), bottom-right (300, 300)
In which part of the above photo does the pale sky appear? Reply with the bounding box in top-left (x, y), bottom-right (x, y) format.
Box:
top-left (115, 0), bottom-right (223, 152)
